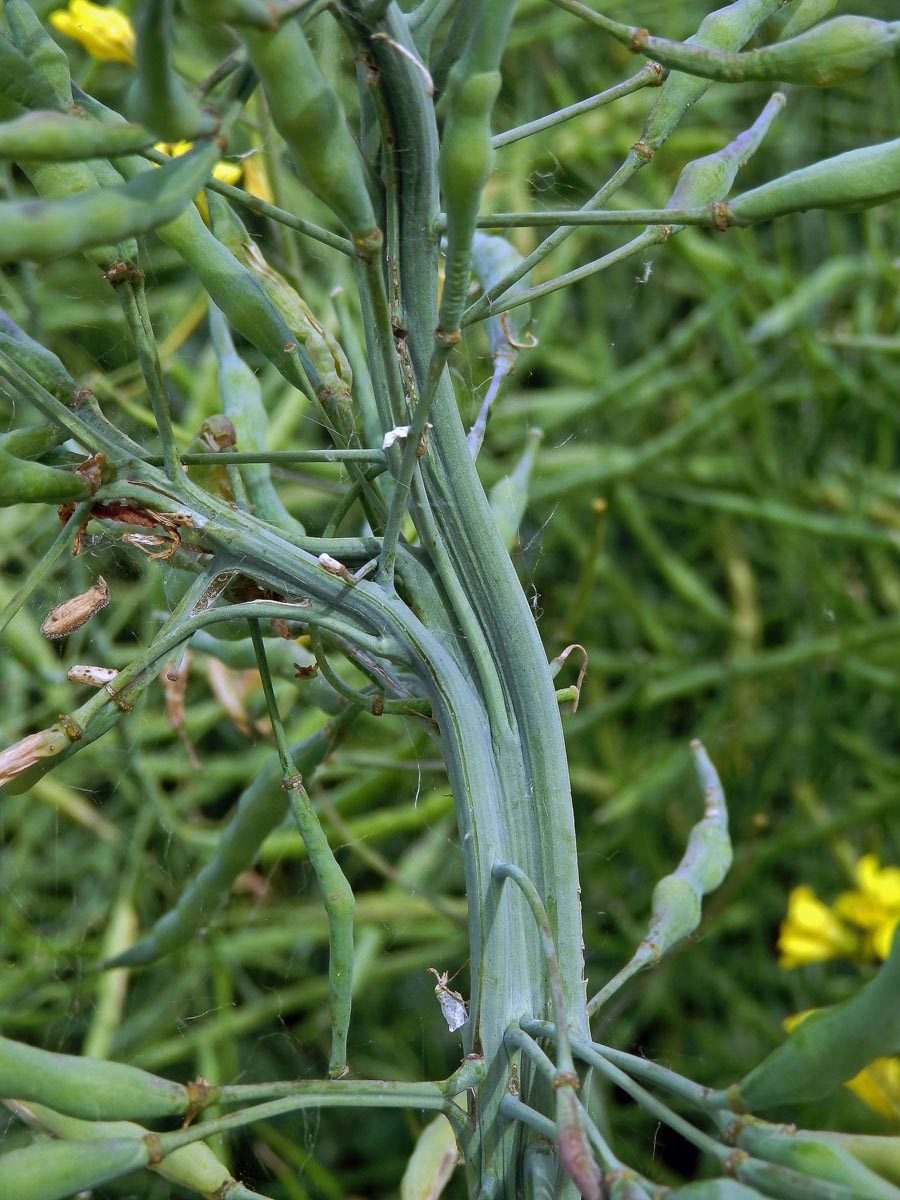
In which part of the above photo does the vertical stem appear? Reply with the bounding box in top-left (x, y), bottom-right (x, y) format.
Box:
top-left (118, 275), bottom-right (182, 479)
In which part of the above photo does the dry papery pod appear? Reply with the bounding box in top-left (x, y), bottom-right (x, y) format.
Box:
top-left (41, 577), bottom-right (109, 639)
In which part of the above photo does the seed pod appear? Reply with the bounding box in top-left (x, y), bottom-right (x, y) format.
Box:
top-left (11, 1100), bottom-right (265, 1199)
top-left (0, 1035), bottom-right (190, 1119)
top-left (0, 28), bottom-right (63, 111)
top-left (0, 140), bottom-right (220, 264)
top-left (0, 448), bottom-right (90, 506)
top-left (182, 0), bottom-right (276, 27)
top-left (764, 0), bottom-right (838, 42)
top-left (732, 1123), bottom-right (899, 1199)
top-left (0, 316), bottom-right (86, 405)
top-left (726, 138), bottom-right (900, 225)
top-left (108, 720), bottom-right (350, 967)
top-left (5, 0), bottom-right (74, 108)
top-left (808, 1134), bottom-right (900, 1188)
top-left (728, 923), bottom-right (900, 1110)
top-left (0, 424), bottom-right (67, 459)
top-left (555, 1086), bottom-right (602, 1200)
top-left (0, 1136), bottom-right (152, 1200)
top-left (209, 303), bottom-right (306, 534)
top-left (128, 0), bottom-right (215, 140)
top-left (40, 577), bottom-right (110, 639)
top-left (242, 20), bottom-right (377, 242)
top-left (631, 16), bottom-right (900, 88)
top-left (0, 110), bottom-right (154, 160)
top-left (209, 194), bottom-right (352, 403)
top-left (489, 428), bottom-right (543, 550)
top-left (400, 1114), bottom-right (459, 1200)
top-left (641, 0), bottom-right (784, 151)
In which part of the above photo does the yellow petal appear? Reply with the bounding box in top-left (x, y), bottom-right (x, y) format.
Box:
top-left (242, 153), bottom-right (274, 205)
top-left (212, 161), bottom-right (243, 187)
top-left (846, 1057), bottom-right (900, 1123)
top-left (777, 886), bottom-right (858, 968)
top-left (874, 916), bottom-right (900, 961)
top-left (50, 1), bottom-right (135, 66)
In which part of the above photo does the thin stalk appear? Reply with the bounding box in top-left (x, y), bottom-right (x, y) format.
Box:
top-left (461, 151), bottom-right (645, 326)
top-left (452, 208), bottom-right (719, 229)
top-left (308, 627), bottom-right (412, 714)
top-left (491, 862), bottom-right (575, 1079)
top-left (492, 65), bottom-right (661, 148)
top-left (198, 176), bottom-right (354, 256)
top-left (118, 276), bottom-right (181, 478)
top-left (250, 619), bottom-right (356, 1079)
top-left (145, 449), bottom-right (387, 466)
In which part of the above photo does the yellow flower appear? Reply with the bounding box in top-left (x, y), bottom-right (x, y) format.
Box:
top-left (50, 0), bottom-right (135, 66)
top-left (242, 152), bottom-right (274, 205)
top-left (776, 885), bottom-right (859, 969)
top-left (834, 855), bottom-right (900, 960)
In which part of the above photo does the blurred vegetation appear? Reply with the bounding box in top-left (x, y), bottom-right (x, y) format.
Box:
top-left (2, 0), bottom-right (900, 1194)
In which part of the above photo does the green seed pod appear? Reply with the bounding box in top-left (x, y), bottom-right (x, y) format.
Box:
top-left (439, 69), bottom-right (502, 332)
top-left (0, 424), bottom-right (67, 459)
top-left (209, 193), bottom-right (352, 403)
top-left (733, 1124), bottom-right (900, 1199)
top-left (0, 110), bottom-right (154, 160)
top-left (489, 428), bottom-right (542, 551)
top-left (0, 315), bottom-right (84, 405)
top-left (726, 138), bottom-right (900, 225)
top-left (666, 94), bottom-right (785, 214)
top-left (15, 160), bottom-right (120, 268)
top-left (0, 1136), bottom-right (151, 1200)
top-left (641, 0), bottom-right (784, 151)
top-left (128, 0), bottom-right (215, 140)
top-left (0, 1035), bottom-right (190, 1119)
top-left (0, 447), bottom-right (90, 505)
top-left (243, 20), bottom-right (377, 242)
top-left (632, 16), bottom-right (900, 88)
top-left (12, 1100), bottom-right (264, 1200)
top-left (764, 0), bottom-right (838, 41)
top-left (0, 27), bottom-right (64, 111)
top-left (729, 924), bottom-right (900, 1110)
top-left (181, 0), bottom-right (277, 27)
top-left (5, 0), bottom-right (74, 108)
top-left (184, 412), bottom-right (238, 499)
top-left (108, 720), bottom-right (348, 967)
top-left (209, 303), bottom-right (306, 534)
top-left (809, 1134), bottom-right (900, 1188)
top-left (470, 232), bottom-right (534, 370)
top-left (0, 140), bottom-right (220, 264)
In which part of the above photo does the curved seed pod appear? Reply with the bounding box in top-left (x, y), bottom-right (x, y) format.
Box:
top-left (0, 727), bottom-right (68, 789)
top-left (489, 428), bottom-right (543, 551)
top-left (209, 303), bottom-right (307, 534)
top-left (128, 0), bottom-right (214, 140)
top-left (725, 138), bottom-right (900, 225)
top-left (764, 0), bottom-right (838, 41)
top-left (0, 1136), bottom-right (152, 1200)
top-left (209, 194), bottom-right (352, 403)
top-left (588, 742), bottom-right (730, 1013)
top-left (0, 1035), bottom-right (190, 1119)
top-left (242, 20), bottom-right (377, 242)
top-left (5, 0), bottom-right (73, 108)
top-left (808, 1134), bottom-right (900, 1187)
top-left (0, 318), bottom-right (86, 404)
top-left (603, 15), bottom-right (900, 88)
top-left (665, 94), bottom-right (785, 216)
top-left (0, 447), bottom-right (91, 505)
top-left (10, 1100), bottom-right (268, 1200)
top-left (108, 719), bottom-right (351, 968)
top-left (400, 1113), bottom-right (459, 1200)
top-left (0, 141), bottom-right (220, 264)
top-left (641, 0), bottom-right (784, 152)
top-left (731, 1123), bottom-right (900, 1199)
top-left (0, 111), bottom-right (154, 160)
top-left (727, 924), bottom-right (900, 1110)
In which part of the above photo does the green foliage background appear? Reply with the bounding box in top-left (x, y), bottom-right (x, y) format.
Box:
top-left (1, 0), bottom-right (899, 1194)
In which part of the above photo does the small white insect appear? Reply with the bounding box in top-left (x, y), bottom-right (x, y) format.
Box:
top-left (427, 966), bottom-right (468, 1033)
